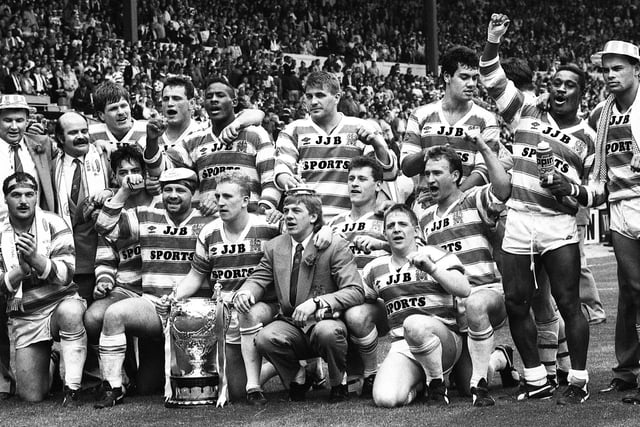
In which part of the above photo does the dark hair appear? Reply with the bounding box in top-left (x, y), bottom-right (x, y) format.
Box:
top-left (502, 57), bottom-right (534, 92)
top-left (3, 172), bottom-right (38, 195)
top-left (383, 203), bottom-right (418, 228)
top-left (216, 171), bottom-right (252, 198)
top-left (440, 45), bottom-right (479, 78)
top-left (110, 145), bottom-right (145, 175)
top-left (337, 96), bottom-right (360, 117)
top-left (204, 77), bottom-right (235, 98)
top-left (305, 70), bottom-right (341, 94)
top-left (425, 146), bottom-right (463, 185)
top-left (555, 63), bottom-right (586, 93)
top-left (349, 155), bottom-right (383, 182)
top-left (164, 75), bottom-right (195, 99)
top-left (283, 193), bottom-right (324, 232)
top-left (93, 81), bottom-right (130, 114)
top-left (54, 112), bottom-right (88, 145)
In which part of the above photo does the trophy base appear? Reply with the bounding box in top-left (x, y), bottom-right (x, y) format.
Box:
top-left (165, 374), bottom-right (219, 408)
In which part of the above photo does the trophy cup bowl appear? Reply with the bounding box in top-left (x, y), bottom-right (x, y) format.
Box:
top-left (166, 297), bottom-right (230, 407)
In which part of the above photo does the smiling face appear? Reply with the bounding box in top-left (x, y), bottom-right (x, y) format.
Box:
top-left (304, 84), bottom-right (340, 124)
top-left (162, 183), bottom-right (192, 217)
top-left (0, 109), bottom-right (28, 145)
top-left (204, 82), bottom-right (236, 124)
top-left (445, 64), bottom-right (479, 102)
top-left (384, 210), bottom-right (419, 256)
top-left (284, 201), bottom-right (317, 242)
top-left (549, 70), bottom-right (582, 117)
top-left (100, 97), bottom-right (132, 138)
top-left (162, 85), bottom-right (192, 128)
top-left (601, 54), bottom-right (640, 95)
top-left (58, 112), bottom-right (90, 158)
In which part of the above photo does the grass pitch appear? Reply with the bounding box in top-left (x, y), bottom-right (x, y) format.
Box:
top-left (2, 247), bottom-right (638, 427)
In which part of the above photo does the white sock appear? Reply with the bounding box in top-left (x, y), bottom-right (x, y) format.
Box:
top-left (240, 323), bottom-right (263, 392)
top-left (408, 335), bottom-right (442, 384)
top-left (59, 328), bottom-right (87, 390)
top-left (568, 369), bottom-right (589, 387)
top-left (488, 348), bottom-right (507, 384)
top-left (523, 365), bottom-right (548, 387)
top-left (99, 332), bottom-right (127, 389)
top-left (351, 328), bottom-right (379, 378)
top-left (468, 325), bottom-right (494, 388)
top-left (536, 316), bottom-right (559, 377)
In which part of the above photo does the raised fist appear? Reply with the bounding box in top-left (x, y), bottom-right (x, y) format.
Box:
top-left (487, 13), bottom-right (510, 43)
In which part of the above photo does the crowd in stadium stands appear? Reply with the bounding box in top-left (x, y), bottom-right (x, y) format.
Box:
top-left (0, 0), bottom-right (631, 145)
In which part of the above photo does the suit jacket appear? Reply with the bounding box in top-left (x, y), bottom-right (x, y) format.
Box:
top-left (23, 134), bottom-right (56, 212)
top-left (240, 233), bottom-right (364, 317)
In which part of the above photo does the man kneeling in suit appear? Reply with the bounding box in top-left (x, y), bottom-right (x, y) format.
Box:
top-left (234, 189), bottom-right (365, 403)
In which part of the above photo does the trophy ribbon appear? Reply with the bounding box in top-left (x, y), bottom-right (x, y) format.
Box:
top-left (215, 285), bottom-right (228, 407)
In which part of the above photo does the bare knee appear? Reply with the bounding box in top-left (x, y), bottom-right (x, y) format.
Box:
top-left (465, 295), bottom-right (490, 329)
top-left (345, 303), bottom-right (376, 337)
top-left (238, 302), bottom-right (275, 328)
top-left (55, 299), bottom-right (86, 331)
top-left (403, 315), bottom-right (437, 343)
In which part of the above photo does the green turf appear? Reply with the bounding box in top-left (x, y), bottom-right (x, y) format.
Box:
top-left (3, 249), bottom-right (638, 427)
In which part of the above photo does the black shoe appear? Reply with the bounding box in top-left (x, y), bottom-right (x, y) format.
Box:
top-left (599, 378), bottom-right (638, 393)
top-left (289, 382), bottom-right (308, 402)
top-left (361, 374), bottom-right (375, 398)
top-left (62, 386), bottom-right (82, 407)
top-left (516, 380), bottom-right (555, 401)
top-left (427, 379), bottom-right (449, 405)
top-left (557, 369), bottom-right (569, 387)
top-left (622, 389), bottom-right (640, 404)
top-left (50, 350), bottom-right (63, 395)
top-left (246, 390), bottom-right (267, 406)
top-left (495, 345), bottom-right (520, 388)
top-left (557, 383), bottom-right (589, 405)
top-left (329, 384), bottom-right (348, 403)
top-left (471, 378), bottom-right (495, 407)
top-left (94, 382), bottom-right (124, 409)
top-left (305, 368), bottom-right (327, 390)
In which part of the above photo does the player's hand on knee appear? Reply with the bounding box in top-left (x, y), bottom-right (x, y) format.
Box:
top-left (233, 290), bottom-right (255, 314)
top-left (292, 299), bottom-right (316, 327)
top-left (93, 281), bottom-right (113, 299)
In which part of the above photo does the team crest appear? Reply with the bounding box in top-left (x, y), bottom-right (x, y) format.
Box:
top-left (573, 139), bottom-right (586, 157)
top-left (416, 270), bottom-right (430, 281)
top-left (452, 209), bottom-right (463, 225)
top-left (346, 133), bottom-right (358, 146)
top-left (249, 238), bottom-right (262, 253)
top-left (191, 223), bottom-right (204, 237)
top-left (236, 140), bottom-right (248, 153)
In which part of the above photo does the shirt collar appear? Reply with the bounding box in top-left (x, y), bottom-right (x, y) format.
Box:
top-left (291, 233), bottom-right (313, 250)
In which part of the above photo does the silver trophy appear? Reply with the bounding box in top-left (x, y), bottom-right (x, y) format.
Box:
top-left (165, 283), bottom-right (231, 407)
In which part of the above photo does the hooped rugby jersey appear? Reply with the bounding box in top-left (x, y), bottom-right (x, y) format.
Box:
top-left (163, 124), bottom-right (281, 210)
top-left (191, 213), bottom-right (280, 301)
top-left (480, 55), bottom-right (595, 215)
top-left (328, 211), bottom-right (388, 272)
top-left (274, 114), bottom-right (397, 219)
top-left (420, 185), bottom-right (503, 288)
top-left (88, 120), bottom-right (147, 151)
top-left (589, 101), bottom-right (640, 203)
top-left (401, 100), bottom-right (500, 202)
top-left (95, 199), bottom-right (211, 298)
top-left (362, 246), bottom-right (464, 338)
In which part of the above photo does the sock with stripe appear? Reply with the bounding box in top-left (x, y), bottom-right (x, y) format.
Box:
top-left (536, 315), bottom-right (559, 377)
top-left (59, 328), bottom-right (87, 391)
top-left (351, 328), bottom-right (379, 378)
top-left (240, 323), bottom-right (264, 393)
top-left (408, 334), bottom-right (443, 384)
top-left (468, 325), bottom-right (494, 388)
top-left (99, 332), bottom-right (127, 389)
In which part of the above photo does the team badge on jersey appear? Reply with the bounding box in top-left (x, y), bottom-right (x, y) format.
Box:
top-left (236, 140), bottom-right (248, 153)
top-left (346, 133), bottom-right (358, 146)
top-left (191, 223), bottom-right (204, 237)
top-left (452, 209), bottom-right (463, 225)
top-left (416, 270), bottom-right (430, 282)
top-left (249, 238), bottom-right (262, 253)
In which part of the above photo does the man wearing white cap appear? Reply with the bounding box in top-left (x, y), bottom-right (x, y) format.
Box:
top-left (563, 40), bottom-right (640, 402)
top-left (0, 94), bottom-right (56, 399)
top-left (92, 167), bottom-right (211, 408)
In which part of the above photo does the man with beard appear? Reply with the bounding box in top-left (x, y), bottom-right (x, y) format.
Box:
top-left (480, 13), bottom-right (594, 404)
top-left (93, 168), bottom-right (211, 408)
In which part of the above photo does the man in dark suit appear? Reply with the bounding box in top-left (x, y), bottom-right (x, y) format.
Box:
top-left (234, 189), bottom-right (364, 403)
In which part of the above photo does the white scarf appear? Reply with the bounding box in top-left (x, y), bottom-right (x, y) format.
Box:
top-left (54, 145), bottom-right (108, 227)
top-left (1, 207), bottom-right (51, 312)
